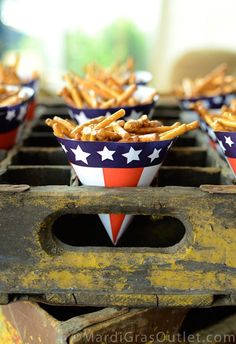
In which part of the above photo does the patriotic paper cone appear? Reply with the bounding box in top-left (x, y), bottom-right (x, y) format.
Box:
top-left (66, 86), bottom-right (158, 124)
top-left (214, 131), bottom-right (236, 177)
top-left (22, 78), bottom-right (39, 121)
top-left (57, 137), bottom-right (174, 244)
top-left (199, 119), bottom-right (224, 157)
top-left (178, 94), bottom-right (226, 126)
top-left (225, 92), bottom-right (236, 106)
top-left (0, 86), bottom-right (34, 150)
top-left (179, 94), bottom-right (226, 112)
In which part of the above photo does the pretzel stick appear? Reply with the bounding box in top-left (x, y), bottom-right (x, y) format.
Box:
top-left (138, 133), bottom-right (159, 142)
top-left (96, 129), bottom-right (120, 141)
top-left (79, 88), bottom-right (96, 108)
top-left (87, 76), bottom-right (120, 98)
top-left (0, 94), bottom-right (21, 106)
top-left (107, 76), bottom-right (124, 93)
top-left (64, 74), bottom-right (83, 108)
top-left (159, 124), bottom-right (187, 140)
top-left (217, 118), bottom-right (236, 129)
top-left (53, 116), bottom-right (75, 131)
top-left (52, 123), bottom-right (64, 138)
top-left (186, 120), bottom-right (199, 131)
top-left (194, 63), bottom-right (227, 94)
top-left (116, 84), bottom-right (136, 105)
top-left (127, 122), bottom-right (181, 134)
top-left (74, 75), bottom-right (112, 100)
top-left (99, 98), bottom-right (116, 109)
top-left (112, 122), bottom-right (130, 140)
top-left (95, 109), bottom-right (125, 129)
top-left (71, 116), bottom-right (105, 135)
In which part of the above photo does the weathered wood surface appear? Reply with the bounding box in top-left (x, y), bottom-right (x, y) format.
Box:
top-left (0, 185), bottom-right (235, 306)
top-left (0, 301), bottom-right (187, 344)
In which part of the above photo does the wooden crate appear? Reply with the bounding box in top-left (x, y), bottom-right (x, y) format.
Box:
top-left (0, 104), bottom-right (235, 307)
top-left (0, 301), bottom-right (187, 344)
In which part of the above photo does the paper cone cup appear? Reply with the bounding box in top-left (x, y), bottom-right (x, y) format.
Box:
top-left (214, 131), bottom-right (236, 177)
top-left (0, 86), bottom-right (34, 150)
top-left (57, 137), bottom-right (174, 244)
top-left (199, 118), bottom-right (225, 158)
top-left (179, 94), bottom-right (226, 112)
top-left (225, 92), bottom-right (236, 106)
top-left (22, 78), bottom-right (39, 121)
top-left (66, 86), bottom-right (158, 124)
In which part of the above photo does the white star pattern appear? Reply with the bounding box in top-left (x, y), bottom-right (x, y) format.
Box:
top-left (122, 147), bottom-right (142, 164)
top-left (6, 110), bottom-right (16, 121)
top-left (148, 148), bottom-right (162, 162)
top-left (17, 105), bottom-right (27, 121)
top-left (75, 111), bottom-right (90, 124)
top-left (61, 144), bottom-right (68, 153)
top-left (97, 146), bottom-right (116, 161)
top-left (213, 96), bottom-right (223, 104)
top-left (71, 145), bottom-right (91, 164)
top-left (219, 140), bottom-right (226, 153)
top-left (225, 136), bottom-right (234, 147)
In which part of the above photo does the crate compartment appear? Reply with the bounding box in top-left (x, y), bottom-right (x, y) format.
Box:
top-left (173, 132), bottom-right (198, 147)
top-left (32, 122), bottom-right (53, 133)
top-left (0, 166), bottom-right (71, 186)
top-left (12, 148), bottom-right (67, 166)
top-left (158, 166), bottom-right (221, 186)
top-left (23, 133), bottom-right (59, 147)
top-left (164, 147), bottom-right (207, 166)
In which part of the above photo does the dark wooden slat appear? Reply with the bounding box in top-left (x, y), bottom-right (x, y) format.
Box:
top-left (158, 166), bottom-right (221, 186)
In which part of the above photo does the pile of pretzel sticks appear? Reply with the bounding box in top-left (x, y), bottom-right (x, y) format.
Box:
top-left (46, 109), bottom-right (199, 142)
top-left (84, 57), bottom-right (136, 85)
top-left (0, 53), bottom-right (38, 85)
top-left (193, 100), bottom-right (236, 132)
top-left (59, 62), bottom-right (157, 109)
top-left (0, 86), bottom-right (28, 106)
top-left (175, 63), bottom-right (236, 98)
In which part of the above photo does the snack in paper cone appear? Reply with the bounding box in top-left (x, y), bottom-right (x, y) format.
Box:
top-left (66, 85), bottom-right (158, 124)
top-left (0, 53), bottom-right (39, 121)
top-left (0, 86), bottom-right (34, 149)
top-left (57, 137), bottom-right (173, 244)
top-left (46, 110), bottom-right (199, 244)
top-left (179, 94), bottom-right (225, 112)
top-left (175, 64), bottom-right (236, 111)
top-left (199, 118), bottom-right (224, 156)
top-left (214, 131), bottom-right (236, 176)
top-left (22, 77), bottom-right (39, 121)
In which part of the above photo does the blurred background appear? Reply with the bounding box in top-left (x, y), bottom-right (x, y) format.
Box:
top-left (0, 0), bottom-right (236, 93)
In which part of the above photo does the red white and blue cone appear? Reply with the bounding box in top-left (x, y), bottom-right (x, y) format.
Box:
top-left (66, 86), bottom-right (158, 124)
top-left (0, 86), bottom-right (34, 149)
top-left (214, 131), bottom-right (236, 177)
top-left (57, 137), bottom-right (174, 244)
